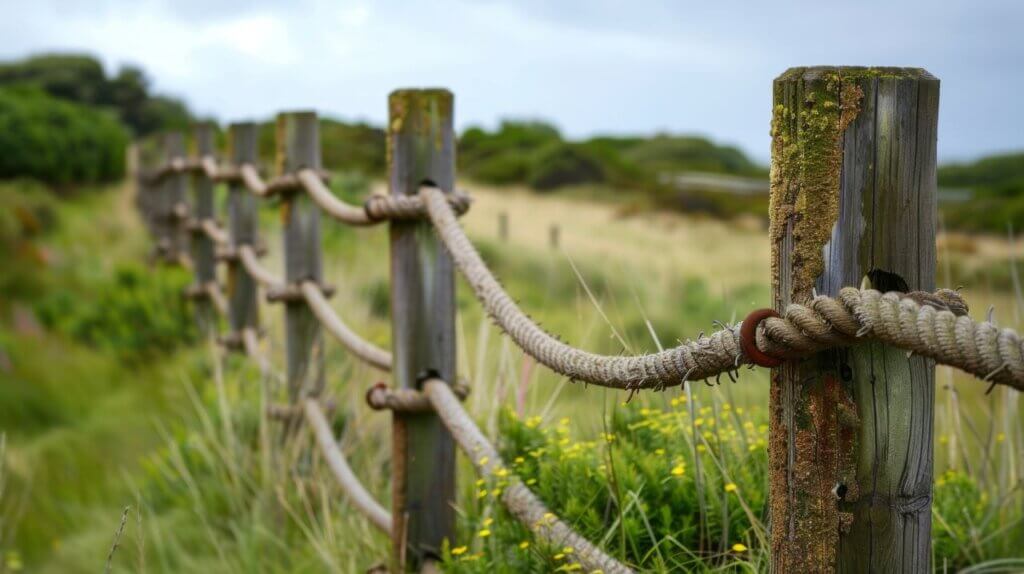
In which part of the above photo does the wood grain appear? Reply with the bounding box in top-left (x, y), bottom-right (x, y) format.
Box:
top-left (277, 112), bottom-right (325, 401)
top-left (770, 67), bottom-right (938, 572)
top-left (387, 89), bottom-right (457, 570)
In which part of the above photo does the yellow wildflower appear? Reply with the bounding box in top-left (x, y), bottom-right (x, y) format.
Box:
top-left (478, 529), bottom-right (491, 538)
top-left (732, 543), bottom-right (748, 552)
top-left (478, 456), bottom-right (489, 466)
top-left (725, 483), bottom-right (738, 493)
top-left (451, 546), bottom-right (468, 556)
top-left (671, 464), bottom-right (686, 477)
top-left (519, 541), bottom-right (530, 549)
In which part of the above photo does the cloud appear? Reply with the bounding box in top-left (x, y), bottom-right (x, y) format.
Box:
top-left (1, 0), bottom-right (1021, 161)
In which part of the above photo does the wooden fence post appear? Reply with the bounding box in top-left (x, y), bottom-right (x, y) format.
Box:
top-left (162, 132), bottom-right (188, 263)
top-left (226, 122), bottom-right (261, 341)
top-left (387, 89), bottom-right (457, 570)
top-left (768, 67), bottom-right (939, 572)
top-left (190, 122), bottom-right (217, 333)
top-left (277, 111), bottom-right (325, 402)
top-left (498, 211), bottom-right (508, 242)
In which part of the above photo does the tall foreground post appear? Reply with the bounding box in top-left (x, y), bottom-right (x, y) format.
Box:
top-left (768, 67), bottom-right (939, 572)
top-left (226, 123), bottom-right (261, 340)
top-left (190, 122), bottom-right (217, 333)
top-left (388, 89), bottom-right (457, 569)
top-left (278, 112), bottom-right (325, 401)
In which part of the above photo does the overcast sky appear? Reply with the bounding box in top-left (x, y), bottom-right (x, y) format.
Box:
top-left (2, 0), bottom-right (1021, 163)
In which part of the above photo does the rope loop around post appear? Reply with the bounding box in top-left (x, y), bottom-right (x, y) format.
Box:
top-left (365, 380), bottom-right (469, 412)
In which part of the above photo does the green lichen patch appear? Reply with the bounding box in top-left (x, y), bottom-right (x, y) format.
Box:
top-left (770, 69), bottom-right (863, 303)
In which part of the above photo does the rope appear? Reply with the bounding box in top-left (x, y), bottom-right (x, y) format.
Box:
top-left (423, 379), bottom-right (633, 574)
top-left (298, 169), bottom-right (375, 226)
top-left (300, 281), bottom-right (393, 371)
top-left (365, 381), bottom-right (469, 412)
top-left (239, 164), bottom-right (269, 197)
top-left (303, 398), bottom-right (393, 533)
top-left (200, 219), bottom-right (230, 246)
top-left (240, 327), bottom-right (271, 375)
top-left (421, 186), bottom-right (1024, 391)
top-left (205, 282), bottom-right (229, 317)
top-left (761, 288), bottom-right (1023, 391)
top-left (238, 245), bottom-right (284, 289)
top-left (297, 168), bottom-right (471, 225)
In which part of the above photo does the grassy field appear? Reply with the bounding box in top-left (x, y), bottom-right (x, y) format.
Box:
top-left (1, 177), bottom-right (1022, 572)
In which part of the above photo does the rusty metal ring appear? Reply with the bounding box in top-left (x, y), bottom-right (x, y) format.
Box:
top-left (740, 308), bottom-right (785, 368)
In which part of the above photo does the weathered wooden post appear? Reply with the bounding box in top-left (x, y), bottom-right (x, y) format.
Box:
top-left (498, 211), bottom-right (509, 242)
top-left (225, 122), bottom-right (261, 342)
top-left (549, 223), bottom-right (560, 250)
top-left (768, 67), bottom-right (939, 572)
top-left (277, 112), bottom-right (325, 402)
top-left (387, 89), bottom-right (457, 570)
top-left (190, 122), bottom-right (217, 333)
top-left (162, 132), bottom-right (188, 263)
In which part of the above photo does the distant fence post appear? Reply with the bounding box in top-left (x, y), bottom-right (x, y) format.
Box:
top-left (162, 132), bottom-right (188, 263)
top-left (277, 111), bottom-right (325, 403)
top-left (498, 211), bottom-right (508, 242)
top-left (768, 67), bottom-right (939, 572)
top-left (226, 122), bottom-right (261, 342)
top-left (387, 89), bottom-right (457, 570)
top-left (549, 223), bottom-right (560, 249)
top-left (190, 122), bottom-right (217, 333)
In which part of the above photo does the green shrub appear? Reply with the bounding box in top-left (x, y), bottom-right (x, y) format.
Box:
top-left (0, 181), bottom-right (60, 299)
top-left (443, 401), bottom-right (769, 571)
top-left (0, 87), bottom-right (128, 186)
top-left (527, 142), bottom-right (605, 190)
top-left (34, 263), bottom-right (196, 361)
top-left (0, 53), bottom-right (191, 137)
top-left (623, 136), bottom-right (764, 177)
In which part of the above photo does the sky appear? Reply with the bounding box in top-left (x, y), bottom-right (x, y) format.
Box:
top-left (1, 0), bottom-right (1022, 163)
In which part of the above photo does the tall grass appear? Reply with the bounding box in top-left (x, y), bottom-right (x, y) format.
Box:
top-left (2, 179), bottom-right (1023, 572)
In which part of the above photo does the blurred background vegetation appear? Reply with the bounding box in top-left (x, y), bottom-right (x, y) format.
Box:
top-left (1, 52), bottom-right (1022, 572)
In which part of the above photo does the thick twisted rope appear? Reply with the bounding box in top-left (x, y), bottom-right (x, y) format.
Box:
top-left (762, 288), bottom-right (1023, 390)
top-left (423, 379), bottom-right (633, 574)
top-left (303, 398), bottom-right (393, 533)
top-left (238, 245), bottom-right (284, 290)
top-left (421, 187), bottom-right (1024, 392)
top-left (299, 168), bottom-right (471, 225)
top-left (200, 219), bottom-right (230, 246)
top-left (300, 281), bottom-right (393, 371)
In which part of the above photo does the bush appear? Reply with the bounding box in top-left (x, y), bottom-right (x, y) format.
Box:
top-left (0, 87), bottom-right (128, 186)
top-left (527, 142), bottom-right (605, 190)
top-left (0, 180), bottom-right (60, 299)
top-left (0, 53), bottom-right (191, 137)
top-left (623, 135), bottom-right (764, 176)
top-left (34, 263), bottom-right (196, 361)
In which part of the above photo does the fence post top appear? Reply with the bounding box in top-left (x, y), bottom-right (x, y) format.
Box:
top-left (228, 123), bottom-right (259, 164)
top-left (276, 111), bottom-right (320, 174)
top-left (192, 122), bottom-right (216, 156)
top-left (775, 66), bottom-right (936, 82)
top-left (163, 132), bottom-right (185, 156)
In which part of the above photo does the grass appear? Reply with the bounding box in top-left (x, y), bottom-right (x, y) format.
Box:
top-left (1, 176), bottom-right (1022, 572)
